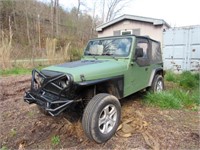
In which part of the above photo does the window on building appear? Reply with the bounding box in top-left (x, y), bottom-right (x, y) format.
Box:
top-left (121, 30), bottom-right (132, 35)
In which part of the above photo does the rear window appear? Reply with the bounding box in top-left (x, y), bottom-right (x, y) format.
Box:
top-left (151, 41), bottom-right (162, 63)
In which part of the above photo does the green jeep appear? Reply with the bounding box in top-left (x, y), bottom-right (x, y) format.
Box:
top-left (24, 35), bottom-right (164, 143)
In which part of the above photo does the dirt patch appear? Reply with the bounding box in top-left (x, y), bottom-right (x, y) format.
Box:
top-left (0, 76), bottom-right (199, 149)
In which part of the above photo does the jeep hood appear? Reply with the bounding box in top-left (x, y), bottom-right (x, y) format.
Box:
top-left (42, 60), bottom-right (128, 82)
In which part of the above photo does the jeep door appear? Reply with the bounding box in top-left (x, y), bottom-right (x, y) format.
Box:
top-left (124, 37), bottom-right (152, 96)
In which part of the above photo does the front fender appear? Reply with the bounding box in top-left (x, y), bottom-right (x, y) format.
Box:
top-left (77, 75), bottom-right (124, 99)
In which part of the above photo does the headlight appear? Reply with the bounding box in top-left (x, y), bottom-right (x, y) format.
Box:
top-left (59, 79), bottom-right (69, 88)
top-left (38, 76), bottom-right (44, 84)
top-left (33, 73), bottom-right (44, 90)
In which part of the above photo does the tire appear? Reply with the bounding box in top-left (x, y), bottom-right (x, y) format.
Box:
top-left (37, 105), bottom-right (50, 116)
top-left (149, 74), bottom-right (164, 92)
top-left (82, 93), bottom-right (121, 143)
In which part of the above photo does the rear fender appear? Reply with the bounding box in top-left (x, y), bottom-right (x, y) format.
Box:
top-left (148, 68), bottom-right (164, 86)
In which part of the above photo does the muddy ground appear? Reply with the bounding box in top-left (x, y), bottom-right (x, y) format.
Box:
top-left (0, 75), bottom-right (199, 149)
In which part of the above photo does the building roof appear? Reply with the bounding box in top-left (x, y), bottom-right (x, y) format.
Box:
top-left (96, 14), bottom-right (170, 32)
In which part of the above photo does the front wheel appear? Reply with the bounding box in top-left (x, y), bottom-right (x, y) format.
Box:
top-left (82, 93), bottom-right (121, 143)
top-left (149, 74), bottom-right (164, 92)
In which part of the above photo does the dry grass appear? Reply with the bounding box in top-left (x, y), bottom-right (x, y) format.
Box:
top-left (61, 42), bottom-right (71, 62)
top-left (46, 38), bottom-right (72, 65)
top-left (0, 31), bottom-right (13, 70)
top-left (73, 121), bottom-right (84, 139)
top-left (46, 38), bottom-right (57, 65)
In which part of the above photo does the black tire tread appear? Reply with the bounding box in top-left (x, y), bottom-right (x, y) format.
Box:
top-left (82, 93), bottom-right (120, 143)
top-left (82, 93), bottom-right (110, 141)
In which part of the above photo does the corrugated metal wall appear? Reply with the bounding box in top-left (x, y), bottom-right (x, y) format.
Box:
top-left (163, 26), bottom-right (200, 72)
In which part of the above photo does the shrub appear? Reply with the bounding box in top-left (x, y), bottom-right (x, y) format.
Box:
top-left (69, 48), bottom-right (83, 61)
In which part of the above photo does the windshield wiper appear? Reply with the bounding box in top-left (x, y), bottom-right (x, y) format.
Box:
top-left (102, 53), bottom-right (118, 61)
top-left (85, 53), bottom-right (98, 60)
top-left (86, 53), bottom-right (95, 56)
top-left (112, 56), bottom-right (118, 61)
top-left (102, 53), bottom-right (113, 56)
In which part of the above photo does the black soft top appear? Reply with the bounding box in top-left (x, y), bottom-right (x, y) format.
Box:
top-left (91, 35), bottom-right (160, 44)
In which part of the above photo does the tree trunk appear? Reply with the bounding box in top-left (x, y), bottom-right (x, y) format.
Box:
top-left (51, 0), bottom-right (54, 38)
top-left (38, 14), bottom-right (41, 49)
top-left (55, 0), bottom-right (59, 37)
top-left (24, 1), bottom-right (31, 45)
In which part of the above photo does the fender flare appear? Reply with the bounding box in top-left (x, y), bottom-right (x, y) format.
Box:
top-left (148, 68), bottom-right (164, 86)
top-left (77, 75), bottom-right (124, 99)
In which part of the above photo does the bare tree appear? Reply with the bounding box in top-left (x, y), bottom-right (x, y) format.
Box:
top-left (51, 0), bottom-right (59, 37)
top-left (76, 0), bottom-right (87, 20)
top-left (101, 0), bottom-right (131, 22)
top-left (91, 1), bottom-right (97, 37)
top-left (56, 0), bottom-right (59, 36)
top-left (77, 0), bottom-right (81, 19)
top-left (23, 0), bottom-right (31, 45)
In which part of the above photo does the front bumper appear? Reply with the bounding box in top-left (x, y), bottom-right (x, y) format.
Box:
top-left (24, 69), bottom-right (74, 116)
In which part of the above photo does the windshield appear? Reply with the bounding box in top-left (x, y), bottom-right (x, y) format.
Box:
top-left (84, 37), bottom-right (132, 57)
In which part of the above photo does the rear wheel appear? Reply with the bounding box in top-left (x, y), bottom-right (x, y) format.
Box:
top-left (82, 93), bottom-right (121, 143)
top-left (149, 74), bottom-right (164, 92)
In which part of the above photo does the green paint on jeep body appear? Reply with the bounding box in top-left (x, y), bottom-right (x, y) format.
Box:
top-left (43, 59), bottom-right (129, 82)
top-left (42, 35), bottom-right (163, 98)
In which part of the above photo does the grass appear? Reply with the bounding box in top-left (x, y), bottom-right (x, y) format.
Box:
top-left (165, 71), bottom-right (177, 82)
top-left (0, 146), bottom-right (8, 150)
top-left (0, 65), bottom-right (45, 76)
top-left (165, 71), bottom-right (199, 89)
top-left (179, 71), bottom-right (199, 89)
top-left (145, 89), bottom-right (199, 109)
top-left (145, 71), bottom-right (200, 109)
top-left (51, 135), bottom-right (60, 146)
top-left (10, 128), bottom-right (17, 137)
top-left (0, 30), bottom-right (12, 70)
top-left (27, 111), bottom-right (35, 117)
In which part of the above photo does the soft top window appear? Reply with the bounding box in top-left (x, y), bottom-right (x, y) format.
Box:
top-left (151, 41), bottom-right (162, 63)
top-left (136, 37), bottom-right (162, 64)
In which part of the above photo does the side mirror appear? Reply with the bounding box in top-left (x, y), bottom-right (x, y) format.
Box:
top-left (135, 47), bottom-right (143, 58)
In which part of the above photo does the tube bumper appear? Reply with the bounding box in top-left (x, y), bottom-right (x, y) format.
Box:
top-left (24, 91), bottom-right (74, 116)
top-left (24, 69), bottom-right (74, 116)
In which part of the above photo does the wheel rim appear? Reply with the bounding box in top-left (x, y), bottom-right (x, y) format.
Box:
top-left (156, 80), bottom-right (163, 92)
top-left (98, 104), bottom-right (117, 134)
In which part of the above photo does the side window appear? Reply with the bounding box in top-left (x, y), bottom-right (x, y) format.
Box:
top-left (135, 38), bottom-right (150, 66)
top-left (136, 38), bottom-right (149, 58)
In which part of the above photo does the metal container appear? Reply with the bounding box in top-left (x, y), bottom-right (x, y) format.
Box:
top-left (163, 26), bottom-right (200, 72)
